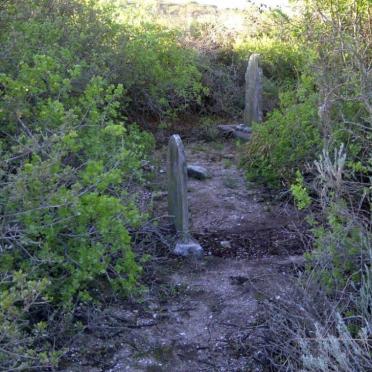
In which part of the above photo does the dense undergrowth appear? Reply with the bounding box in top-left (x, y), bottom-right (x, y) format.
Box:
top-left (0, 0), bottom-right (371, 370)
top-left (241, 0), bottom-right (371, 369)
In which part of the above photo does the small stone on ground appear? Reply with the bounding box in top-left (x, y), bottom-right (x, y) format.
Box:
top-left (187, 164), bottom-right (210, 180)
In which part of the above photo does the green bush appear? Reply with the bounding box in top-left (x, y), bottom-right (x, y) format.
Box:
top-left (0, 54), bottom-right (154, 305)
top-left (0, 273), bottom-right (59, 370)
top-left (291, 170), bottom-right (312, 210)
top-left (0, 0), bottom-right (120, 79)
top-left (122, 23), bottom-right (207, 119)
top-left (187, 22), bottom-right (305, 118)
top-left (307, 201), bottom-right (368, 291)
top-left (0, 2), bottom-right (155, 366)
top-left (0, 55), bottom-right (153, 370)
top-left (242, 76), bottom-right (321, 186)
top-left (234, 36), bottom-right (305, 84)
top-left (0, 0), bottom-right (206, 122)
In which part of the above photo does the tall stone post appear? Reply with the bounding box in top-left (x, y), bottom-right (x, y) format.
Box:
top-left (243, 53), bottom-right (263, 125)
top-left (167, 134), bottom-right (203, 256)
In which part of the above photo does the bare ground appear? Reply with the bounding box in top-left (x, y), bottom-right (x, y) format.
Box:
top-left (61, 139), bottom-right (307, 372)
top-left (155, 140), bottom-right (305, 258)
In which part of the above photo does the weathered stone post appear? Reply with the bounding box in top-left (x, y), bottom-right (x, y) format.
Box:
top-left (167, 134), bottom-right (203, 256)
top-left (243, 53), bottom-right (263, 125)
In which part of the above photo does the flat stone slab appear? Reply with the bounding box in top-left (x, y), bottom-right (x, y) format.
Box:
top-left (235, 124), bottom-right (252, 133)
top-left (187, 165), bottom-right (210, 180)
top-left (217, 124), bottom-right (252, 141)
top-left (174, 240), bottom-right (203, 256)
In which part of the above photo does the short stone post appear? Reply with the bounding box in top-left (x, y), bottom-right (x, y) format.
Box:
top-left (243, 53), bottom-right (263, 125)
top-left (167, 134), bottom-right (203, 256)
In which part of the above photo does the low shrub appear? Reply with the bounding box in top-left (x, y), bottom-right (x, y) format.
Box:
top-left (241, 76), bottom-right (321, 186)
top-left (0, 0), bottom-right (207, 124)
top-left (122, 23), bottom-right (207, 120)
top-left (0, 2), bottom-right (160, 369)
top-left (246, 283), bottom-right (372, 371)
top-left (307, 202), bottom-right (370, 291)
top-left (0, 53), bottom-right (154, 304)
top-left (234, 36), bottom-right (304, 84)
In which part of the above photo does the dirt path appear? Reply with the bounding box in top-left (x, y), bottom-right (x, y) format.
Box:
top-left (155, 140), bottom-right (304, 258)
top-left (62, 140), bottom-right (305, 372)
top-left (106, 140), bottom-right (304, 371)
top-left (186, 142), bottom-right (303, 258)
top-left (107, 255), bottom-right (303, 372)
